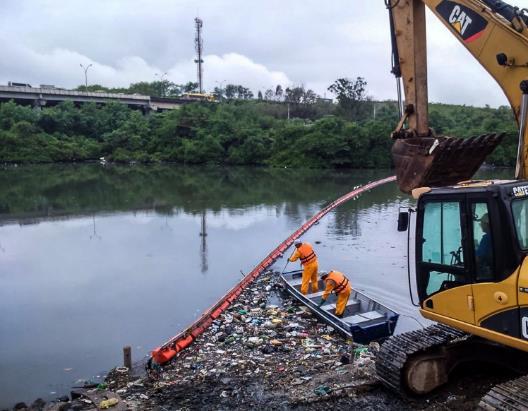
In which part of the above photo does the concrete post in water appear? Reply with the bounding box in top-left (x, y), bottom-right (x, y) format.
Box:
top-left (123, 346), bottom-right (132, 369)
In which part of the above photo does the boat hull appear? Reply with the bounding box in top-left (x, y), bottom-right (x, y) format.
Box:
top-left (280, 270), bottom-right (399, 345)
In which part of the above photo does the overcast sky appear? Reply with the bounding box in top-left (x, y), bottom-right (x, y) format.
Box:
top-left (0, 0), bottom-right (525, 107)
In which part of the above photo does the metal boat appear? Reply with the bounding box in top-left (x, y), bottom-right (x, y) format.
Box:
top-left (280, 269), bottom-right (399, 344)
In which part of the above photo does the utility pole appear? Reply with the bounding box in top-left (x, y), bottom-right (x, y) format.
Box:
top-left (80, 63), bottom-right (93, 88)
top-left (155, 72), bottom-right (168, 97)
top-left (215, 80), bottom-right (226, 101)
top-left (194, 17), bottom-right (204, 93)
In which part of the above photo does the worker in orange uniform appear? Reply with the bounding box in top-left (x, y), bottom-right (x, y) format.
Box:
top-left (318, 270), bottom-right (351, 318)
top-left (289, 239), bottom-right (319, 295)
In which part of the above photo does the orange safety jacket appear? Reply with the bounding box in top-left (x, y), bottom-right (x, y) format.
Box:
top-left (324, 271), bottom-right (350, 295)
top-left (291, 242), bottom-right (317, 266)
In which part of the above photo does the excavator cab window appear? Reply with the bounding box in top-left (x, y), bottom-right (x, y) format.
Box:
top-left (512, 198), bottom-right (528, 250)
top-left (419, 201), bottom-right (467, 298)
top-left (471, 202), bottom-right (495, 282)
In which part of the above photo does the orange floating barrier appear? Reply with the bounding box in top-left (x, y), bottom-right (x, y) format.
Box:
top-left (150, 176), bottom-right (396, 366)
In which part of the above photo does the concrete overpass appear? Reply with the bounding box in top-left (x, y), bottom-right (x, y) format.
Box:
top-left (0, 85), bottom-right (190, 112)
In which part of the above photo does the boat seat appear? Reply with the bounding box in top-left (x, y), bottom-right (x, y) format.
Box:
top-left (321, 299), bottom-right (361, 312)
top-left (341, 310), bottom-right (385, 325)
top-left (306, 290), bottom-right (325, 299)
top-left (288, 276), bottom-right (305, 288)
top-left (342, 314), bottom-right (368, 324)
top-left (360, 310), bottom-right (385, 320)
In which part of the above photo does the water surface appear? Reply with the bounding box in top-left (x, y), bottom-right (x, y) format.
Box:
top-left (0, 164), bottom-right (511, 407)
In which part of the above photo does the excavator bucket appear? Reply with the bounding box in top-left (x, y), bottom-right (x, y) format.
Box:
top-left (392, 133), bottom-right (504, 194)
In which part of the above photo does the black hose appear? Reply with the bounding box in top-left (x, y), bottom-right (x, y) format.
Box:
top-left (481, 0), bottom-right (528, 25)
top-left (384, 0), bottom-right (400, 10)
top-left (386, 0), bottom-right (402, 79)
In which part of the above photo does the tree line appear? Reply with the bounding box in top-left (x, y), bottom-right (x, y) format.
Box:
top-left (76, 77), bottom-right (364, 105)
top-left (0, 78), bottom-right (518, 168)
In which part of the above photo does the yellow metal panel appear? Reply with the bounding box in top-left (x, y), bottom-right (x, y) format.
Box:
top-left (473, 269), bottom-right (519, 324)
top-left (424, 0), bottom-right (492, 57)
top-left (518, 261), bottom-right (528, 306)
top-left (423, 0), bottom-right (528, 115)
top-left (479, 26), bottom-right (528, 115)
top-left (423, 284), bottom-right (474, 324)
top-left (421, 309), bottom-right (528, 352)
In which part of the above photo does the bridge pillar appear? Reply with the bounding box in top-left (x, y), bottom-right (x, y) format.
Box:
top-left (33, 98), bottom-right (47, 110)
top-left (141, 104), bottom-right (152, 115)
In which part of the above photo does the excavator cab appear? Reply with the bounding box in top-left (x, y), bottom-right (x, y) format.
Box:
top-left (377, 180), bottom-right (528, 396)
top-left (415, 180), bottom-right (527, 339)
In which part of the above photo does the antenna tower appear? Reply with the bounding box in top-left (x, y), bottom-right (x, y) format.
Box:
top-left (194, 17), bottom-right (204, 93)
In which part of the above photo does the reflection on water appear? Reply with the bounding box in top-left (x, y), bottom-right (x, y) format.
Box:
top-left (0, 164), bottom-right (514, 407)
top-left (200, 211), bottom-right (208, 273)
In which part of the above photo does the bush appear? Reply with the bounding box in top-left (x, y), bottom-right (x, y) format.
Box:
top-left (0, 99), bottom-right (517, 169)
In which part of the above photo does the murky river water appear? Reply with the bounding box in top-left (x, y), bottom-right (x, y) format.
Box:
top-left (0, 164), bottom-right (512, 407)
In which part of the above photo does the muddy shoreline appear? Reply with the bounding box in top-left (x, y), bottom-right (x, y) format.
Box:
top-left (6, 270), bottom-right (515, 410)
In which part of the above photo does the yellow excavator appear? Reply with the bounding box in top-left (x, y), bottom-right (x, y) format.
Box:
top-left (376, 0), bottom-right (528, 407)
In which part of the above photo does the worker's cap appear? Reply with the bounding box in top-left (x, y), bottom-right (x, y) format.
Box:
top-left (294, 239), bottom-right (302, 247)
top-left (319, 270), bottom-right (329, 279)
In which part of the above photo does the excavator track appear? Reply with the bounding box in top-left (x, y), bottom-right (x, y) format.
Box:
top-left (479, 375), bottom-right (528, 411)
top-left (376, 324), bottom-right (468, 394)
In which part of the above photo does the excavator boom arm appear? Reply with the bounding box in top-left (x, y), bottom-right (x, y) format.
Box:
top-left (388, 0), bottom-right (528, 190)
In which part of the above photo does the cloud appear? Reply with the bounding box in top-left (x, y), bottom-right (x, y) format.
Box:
top-left (0, 39), bottom-right (153, 88)
top-left (198, 53), bottom-right (291, 91)
top-left (0, 0), bottom-right (525, 107)
top-left (0, 36), bottom-right (291, 92)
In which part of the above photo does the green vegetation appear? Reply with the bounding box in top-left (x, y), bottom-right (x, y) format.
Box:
top-left (0, 78), bottom-right (518, 168)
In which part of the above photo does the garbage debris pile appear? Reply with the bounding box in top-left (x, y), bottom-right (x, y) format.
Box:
top-left (5, 269), bottom-right (502, 410)
top-left (107, 270), bottom-right (391, 410)
top-left (2, 384), bottom-right (127, 411)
